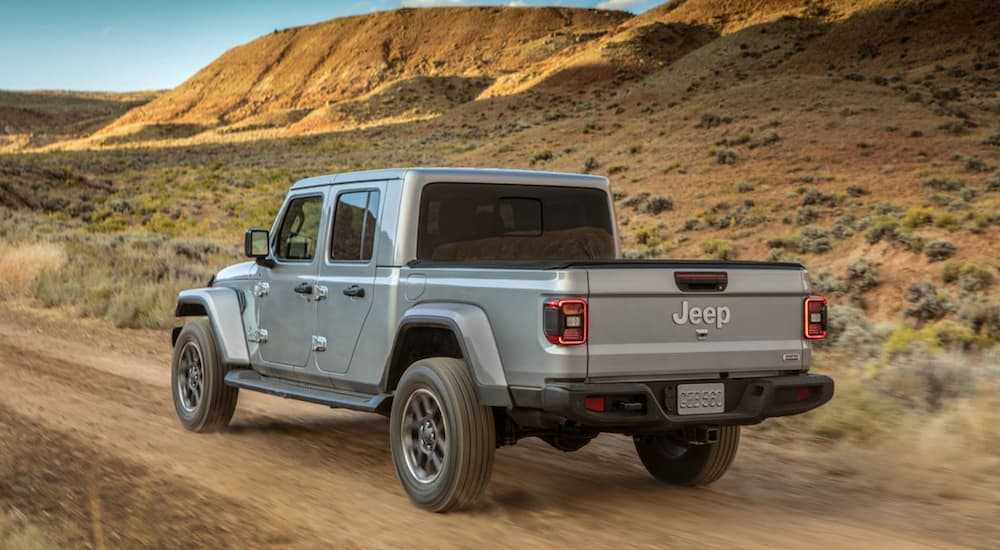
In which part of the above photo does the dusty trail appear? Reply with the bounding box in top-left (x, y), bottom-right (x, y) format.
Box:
top-left (0, 307), bottom-right (992, 548)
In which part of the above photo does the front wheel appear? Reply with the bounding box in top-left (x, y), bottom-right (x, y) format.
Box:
top-left (389, 357), bottom-right (495, 512)
top-left (171, 319), bottom-right (238, 432)
top-left (633, 426), bottom-right (740, 486)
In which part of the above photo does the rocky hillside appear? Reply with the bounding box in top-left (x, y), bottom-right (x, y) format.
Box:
top-left (98, 7), bottom-right (629, 139)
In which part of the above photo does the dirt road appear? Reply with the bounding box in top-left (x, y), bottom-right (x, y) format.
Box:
top-left (0, 306), bottom-right (994, 549)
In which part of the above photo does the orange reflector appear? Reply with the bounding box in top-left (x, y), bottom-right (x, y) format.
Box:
top-left (584, 396), bottom-right (605, 412)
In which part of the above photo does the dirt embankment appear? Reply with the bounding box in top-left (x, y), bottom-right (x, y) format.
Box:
top-left (103, 7), bottom-right (629, 132)
top-left (0, 306), bottom-right (995, 548)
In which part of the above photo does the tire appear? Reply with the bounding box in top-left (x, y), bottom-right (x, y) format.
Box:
top-left (389, 357), bottom-right (495, 512)
top-left (171, 319), bottom-right (239, 433)
top-left (633, 426), bottom-right (740, 486)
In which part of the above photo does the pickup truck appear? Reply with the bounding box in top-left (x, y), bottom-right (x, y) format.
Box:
top-left (171, 168), bottom-right (834, 512)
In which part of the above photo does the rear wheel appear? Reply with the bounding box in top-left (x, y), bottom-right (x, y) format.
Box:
top-left (389, 357), bottom-right (495, 512)
top-left (171, 319), bottom-right (238, 432)
top-left (633, 426), bottom-right (740, 486)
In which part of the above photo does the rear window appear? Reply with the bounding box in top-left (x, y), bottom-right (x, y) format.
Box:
top-left (417, 183), bottom-right (615, 261)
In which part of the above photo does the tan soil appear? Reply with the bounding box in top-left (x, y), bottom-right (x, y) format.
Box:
top-left (0, 305), bottom-right (995, 548)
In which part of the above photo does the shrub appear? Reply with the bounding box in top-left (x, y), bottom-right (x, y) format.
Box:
top-left (932, 211), bottom-right (959, 229)
top-left (905, 281), bottom-right (954, 323)
top-left (846, 258), bottom-right (880, 291)
top-left (797, 227), bottom-right (832, 253)
top-left (801, 189), bottom-right (839, 207)
top-left (645, 195), bottom-right (674, 214)
top-left (988, 171), bottom-right (1000, 192)
top-left (900, 207), bottom-right (934, 229)
top-left (796, 206), bottom-right (820, 225)
top-left (623, 246), bottom-right (665, 259)
top-left (865, 217), bottom-right (899, 244)
top-left (896, 232), bottom-right (925, 252)
top-left (924, 240), bottom-right (956, 261)
top-left (872, 202), bottom-right (901, 215)
top-left (941, 261), bottom-right (993, 292)
top-left (956, 299), bottom-right (1000, 344)
top-left (883, 343), bottom-right (978, 409)
top-left (830, 218), bottom-right (855, 239)
top-left (810, 270), bottom-right (846, 295)
top-left (172, 240), bottom-right (222, 263)
top-left (736, 182), bottom-right (755, 193)
top-left (681, 218), bottom-right (700, 231)
top-left (921, 178), bottom-right (964, 192)
top-left (716, 149), bottom-right (738, 165)
top-left (583, 156), bottom-right (599, 173)
top-left (826, 304), bottom-right (880, 358)
top-left (530, 149), bottom-right (553, 164)
top-left (965, 157), bottom-right (989, 172)
top-left (623, 192), bottom-right (650, 211)
top-left (699, 113), bottom-right (728, 128)
top-left (922, 319), bottom-right (976, 351)
top-left (29, 233), bottom-right (220, 329)
top-left (702, 238), bottom-right (736, 260)
top-left (634, 226), bottom-right (658, 246)
top-left (0, 242), bottom-right (67, 299)
top-left (958, 271), bottom-right (992, 293)
top-left (985, 131), bottom-right (1000, 147)
top-left (845, 185), bottom-right (869, 197)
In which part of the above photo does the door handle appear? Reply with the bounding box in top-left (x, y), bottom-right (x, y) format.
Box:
top-left (343, 285), bottom-right (365, 298)
top-left (294, 282), bottom-right (313, 295)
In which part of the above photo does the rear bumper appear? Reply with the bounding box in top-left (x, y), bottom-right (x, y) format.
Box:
top-left (524, 374), bottom-right (833, 433)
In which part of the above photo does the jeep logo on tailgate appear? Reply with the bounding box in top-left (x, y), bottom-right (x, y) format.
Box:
top-left (671, 301), bottom-right (731, 329)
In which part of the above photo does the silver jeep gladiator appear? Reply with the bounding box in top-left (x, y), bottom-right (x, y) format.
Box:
top-left (171, 168), bottom-right (834, 512)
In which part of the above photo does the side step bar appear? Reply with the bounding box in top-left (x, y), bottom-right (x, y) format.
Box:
top-left (225, 369), bottom-right (391, 414)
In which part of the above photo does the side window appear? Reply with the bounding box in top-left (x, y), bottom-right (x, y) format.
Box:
top-left (275, 195), bottom-right (323, 261)
top-left (330, 190), bottom-right (380, 261)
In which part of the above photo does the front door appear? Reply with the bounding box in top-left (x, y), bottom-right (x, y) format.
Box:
top-left (315, 186), bottom-right (382, 375)
top-left (257, 191), bottom-right (326, 370)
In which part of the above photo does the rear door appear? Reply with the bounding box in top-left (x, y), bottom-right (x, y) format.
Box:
top-left (314, 185), bottom-right (384, 376)
top-left (586, 266), bottom-right (806, 379)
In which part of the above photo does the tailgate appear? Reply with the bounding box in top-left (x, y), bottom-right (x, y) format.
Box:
top-left (586, 266), bottom-right (807, 379)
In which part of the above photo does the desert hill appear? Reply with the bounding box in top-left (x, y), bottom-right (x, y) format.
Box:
top-left (98, 7), bottom-right (629, 141)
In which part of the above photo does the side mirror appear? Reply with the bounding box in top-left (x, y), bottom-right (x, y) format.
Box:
top-left (244, 229), bottom-right (271, 265)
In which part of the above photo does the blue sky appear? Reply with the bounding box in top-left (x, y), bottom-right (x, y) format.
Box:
top-left (0, 0), bottom-right (658, 92)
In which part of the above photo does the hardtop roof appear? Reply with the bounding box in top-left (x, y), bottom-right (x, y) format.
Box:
top-left (289, 167), bottom-right (608, 190)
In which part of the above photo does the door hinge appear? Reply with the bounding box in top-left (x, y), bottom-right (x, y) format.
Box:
top-left (248, 328), bottom-right (269, 344)
top-left (253, 281), bottom-right (270, 297)
top-left (311, 335), bottom-right (327, 352)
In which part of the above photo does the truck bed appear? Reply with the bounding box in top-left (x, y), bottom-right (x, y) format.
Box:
top-left (403, 259), bottom-right (811, 383)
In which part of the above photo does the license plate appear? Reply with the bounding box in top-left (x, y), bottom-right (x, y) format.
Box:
top-left (677, 383), bottom-right (725, 415)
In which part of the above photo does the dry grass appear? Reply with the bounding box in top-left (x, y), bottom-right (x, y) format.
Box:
top-left (0, 513), bottom-right (53, 550)
top-left (0, 243), bottom-right (66, 300)
top-left (775, 348), bottom-right (1000, 503)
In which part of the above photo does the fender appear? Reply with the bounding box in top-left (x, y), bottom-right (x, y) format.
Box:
top-left (392, 303), bottom-right (511, 407)
top-left (174, 288), bottom-right (251, 366)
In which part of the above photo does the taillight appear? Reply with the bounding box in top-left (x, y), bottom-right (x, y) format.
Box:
top-left (543, 298), bottom-right (588, 345)
top-left (804, 296), bottom-right (828, 339)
